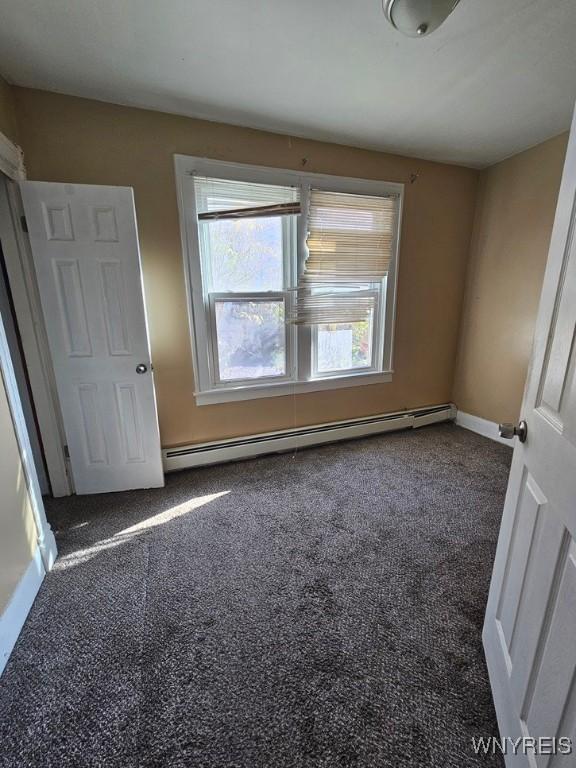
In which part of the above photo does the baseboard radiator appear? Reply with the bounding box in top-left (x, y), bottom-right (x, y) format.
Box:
top-left (163, 403), bottom-right (456, 472)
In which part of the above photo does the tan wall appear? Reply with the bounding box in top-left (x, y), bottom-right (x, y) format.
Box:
top-left (13, 87), bottom-right (479, 447)
top-left (0, 75), bottom-right (19, 144)
top-left (453, 133), bottom-right (568, 423)
top-left (0, 371), bottom-right (38, 612)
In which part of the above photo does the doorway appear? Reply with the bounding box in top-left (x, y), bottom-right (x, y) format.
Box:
top-left (0, 237), bottom-right (49, 494)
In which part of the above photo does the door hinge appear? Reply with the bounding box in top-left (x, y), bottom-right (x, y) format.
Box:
top-left (64, 444), bottom-right (70, 460)
top-left (20, 215), bottom-right (28, 233)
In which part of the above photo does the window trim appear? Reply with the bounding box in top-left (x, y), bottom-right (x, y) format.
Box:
top-left (174, 155), bottom-right (403, 406)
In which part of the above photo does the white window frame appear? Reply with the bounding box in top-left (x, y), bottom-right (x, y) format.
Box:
top-left (310, 287), bottom-right (382, 380)
top-left (174, 155), bottom-right (403, 405)
top-left (208, 292), bottom-right (294, 385)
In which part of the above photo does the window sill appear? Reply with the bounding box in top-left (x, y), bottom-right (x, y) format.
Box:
top-left (194, 370), bottom-right (393, 405)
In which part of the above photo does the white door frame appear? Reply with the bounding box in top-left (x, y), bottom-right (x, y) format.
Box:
top-left (0, 130), bottom-right (25, 182)
top-left (0, 130), bottom-right (71, 497)
top-left (0, 252), bottom-right (57, 570)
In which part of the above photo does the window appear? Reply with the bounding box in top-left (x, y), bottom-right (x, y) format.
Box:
top-left (176, 156), bottom-right (402, 404)
top-left (193, 176), bottom-right (298, 387)
top-left (212, 296), bottom-right (287, 382)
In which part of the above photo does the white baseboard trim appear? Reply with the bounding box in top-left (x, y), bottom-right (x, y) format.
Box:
top-left (0, 546), bottom-right (45, 676)
top-left (163, 403), bottom-right (457, 472)
top-left (455, 410), bottom-right (511, 446)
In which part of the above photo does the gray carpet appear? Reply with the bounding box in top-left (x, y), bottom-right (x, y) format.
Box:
top-left (0, 423), bottom-right (510, 768)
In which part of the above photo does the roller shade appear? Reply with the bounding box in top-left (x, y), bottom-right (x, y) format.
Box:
top-left (194, 176), bottom-right (300, 220)
top-left (290, 189), bottom-right (397, 325)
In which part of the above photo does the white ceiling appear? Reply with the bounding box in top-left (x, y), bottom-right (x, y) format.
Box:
top-left (0, 0), bottom-right (575, 168)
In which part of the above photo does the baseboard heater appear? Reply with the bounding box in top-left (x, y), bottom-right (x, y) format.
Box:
top-left (162, 403), bottom-right (456, 472)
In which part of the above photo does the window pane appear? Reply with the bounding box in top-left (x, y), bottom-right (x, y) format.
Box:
top-left (317, 318), bottom-right (372, 373)
top-left (203, 217), bottom-right (284, 292)
top-left (215, 300), bottom-right (286, 381)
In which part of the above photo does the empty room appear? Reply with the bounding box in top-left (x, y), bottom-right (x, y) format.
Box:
top-left (0, 1), bottom-right (575, 766)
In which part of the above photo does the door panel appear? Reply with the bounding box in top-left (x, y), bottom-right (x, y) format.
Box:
top-left (525, 545), bottom-right (576, 762)
top-left (20, 182), bottom-right (163, 494)
top-left (115, 382), bottom-right (146, 463)
top-left (495, 471), bottom-right (540, 653)
top-left (42, 201), bottom-right (74, 241)
top-left (509, 514), bottom-right (566, 711)
top-left (92, 206), bottom-right (119, 242)
top-left (53, 259), bottom-right (92, 356)
top-left (484, 105), bottom-right (576, 765)
top-left (77, 383), bottom-right (108, 465)
top-left (99, 260), bottom-right (131, 355)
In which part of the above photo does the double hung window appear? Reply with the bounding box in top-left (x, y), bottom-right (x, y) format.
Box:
top-left (176, 156), bottom-right (402, 404)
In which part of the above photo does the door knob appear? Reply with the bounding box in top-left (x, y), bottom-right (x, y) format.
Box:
top-left (135, 363), bottom-right (148, 374)
top-left (499, 420), bottom-right (527, 443)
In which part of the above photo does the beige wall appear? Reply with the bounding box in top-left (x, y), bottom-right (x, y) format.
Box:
top-left (453, 133), bottom-right (568, 424)
top-left (0, 371), bottom-right (38, 612)
top-left (6, 85), bottom-right (566, 444)
top-left (0, 74), bottom-right (19, 144)
top-left (13, 87), bottom-right (479, 447)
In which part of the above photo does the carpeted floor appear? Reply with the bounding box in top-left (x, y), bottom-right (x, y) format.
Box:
top-left (0, 423), bottom-right (511, 768)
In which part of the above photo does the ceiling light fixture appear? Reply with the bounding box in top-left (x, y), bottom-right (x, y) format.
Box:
top-left (383, 0), bottom-right (462, 38)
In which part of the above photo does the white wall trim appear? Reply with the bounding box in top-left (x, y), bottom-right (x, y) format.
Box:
top-left (195, 370), bottom-right (394, 405)
top-left (0, 130), bottom-right (26, 182)
top-left (0, 277), bottom-right (58, 567)
top-left (0, 177), bottom-right (72, 496)
top-left (0, 136), bottom-right (70, 496)
top-left (455, 410), bottom-right (512, 446)
top-left (164, 403), bottom-right (456, 471)
top-left (0, 546), bottom-right (45, 676)
top-left (174, 154), bottom-right (403, 405)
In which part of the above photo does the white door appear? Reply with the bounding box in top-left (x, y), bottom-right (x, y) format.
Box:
top-left (483, 108), bottom-right (576, 765)
top-left (20, 181), bottom-right (164, 495)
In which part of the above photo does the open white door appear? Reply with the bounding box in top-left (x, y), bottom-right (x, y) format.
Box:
top-left (483, 108), bottom-right (576, 765)
top-left (20, 182), bottom-right (164, 495)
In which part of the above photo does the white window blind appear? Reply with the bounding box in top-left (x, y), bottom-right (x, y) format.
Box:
top-left (305, 189), bottom-right (397, 281)
top-left (291, 189), bottom-right (398, 324)
top-left (194, 176), bottom-right (300, 220)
